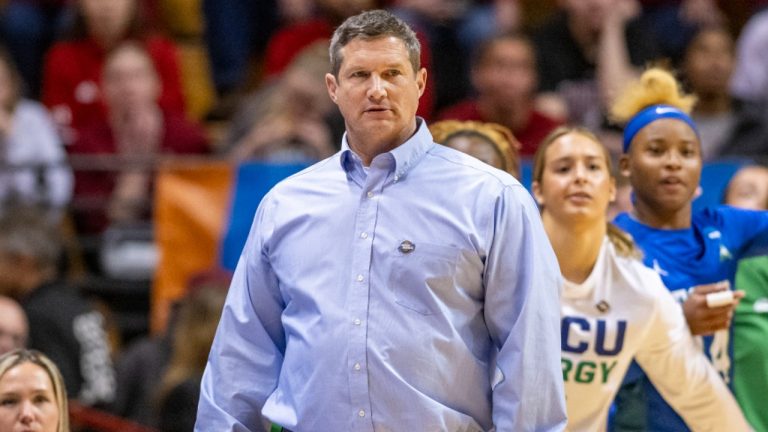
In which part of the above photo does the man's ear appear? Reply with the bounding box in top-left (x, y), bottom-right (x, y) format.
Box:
top-left (416, 68), bottom-right (427, 97)
top-left (325, 73), bottom-right (339, 103)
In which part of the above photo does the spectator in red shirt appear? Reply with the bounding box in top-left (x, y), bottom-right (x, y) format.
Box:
top-left (69, 41), bottom-right (207, 238)
top-left (438, 33), bottom-right (562, 156)
top-left (263, 0), bottom-right (374, 78)
top-left (42, 0), bottom-right (185, 145)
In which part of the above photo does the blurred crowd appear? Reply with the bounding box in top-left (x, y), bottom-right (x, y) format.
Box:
top-left (0, 0), bottom-right (767, 430)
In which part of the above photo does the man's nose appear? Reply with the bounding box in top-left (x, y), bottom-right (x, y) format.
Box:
top-left (367, 75), bottom-right (386, 101)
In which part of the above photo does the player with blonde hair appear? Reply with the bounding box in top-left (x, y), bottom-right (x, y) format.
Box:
top-left (611, 67), bottom-right (768, 431)
top-left (532, 126), bottom-right (750, 431)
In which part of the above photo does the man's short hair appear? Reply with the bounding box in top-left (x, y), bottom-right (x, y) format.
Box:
top-left (329, 9), bottom-right (421, 77)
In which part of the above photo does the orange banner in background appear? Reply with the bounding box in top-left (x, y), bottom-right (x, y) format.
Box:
top-left (152, 160), bottom-right (233, 334)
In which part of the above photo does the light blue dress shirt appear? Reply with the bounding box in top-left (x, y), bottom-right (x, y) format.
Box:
top-left (195, 120), bottom-right (566, 432)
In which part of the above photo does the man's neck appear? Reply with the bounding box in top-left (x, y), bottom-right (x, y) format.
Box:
top-left (346, 120), bottom-right (419, 166)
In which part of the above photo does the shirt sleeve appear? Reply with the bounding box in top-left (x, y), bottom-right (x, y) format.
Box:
top-left (635, 272), bottom-right (752, 431)
top-left (721, 206), bottom-right (768, 258)
top-left (483, 185), bottom-right (567, 431)
top-left (195, 196), bottom-right (285, 432)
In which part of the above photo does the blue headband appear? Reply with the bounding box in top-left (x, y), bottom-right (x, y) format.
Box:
top-left (622, 104), bottom-right (699, 153)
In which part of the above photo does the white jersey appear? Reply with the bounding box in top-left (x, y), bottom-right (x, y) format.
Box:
top-left (561, 238), bottom-right (751, 432)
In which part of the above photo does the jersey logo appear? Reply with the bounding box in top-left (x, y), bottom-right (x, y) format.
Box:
top-left (719, 244), bottom-right (732, 261)
top-left (707, 230), bottom-right (722, 239)
top-left (652, 259), bottom-right (669, 277)
top-left (595, 300), bottom-right (610, 313)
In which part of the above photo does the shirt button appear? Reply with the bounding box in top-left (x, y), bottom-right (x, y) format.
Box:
top-left (353, 318), bottom-right (361, 326)
top-left (356, 274), bottom-right (364, 282)
top-left (358, 410), bottom-right (366, 417)
top-left (367, 191), bottom-right (374, 198)
top-left (354, 363), bottom-right (361, 371)
top-left (360, 232), bottom-right (368, 239)
top-left (394, 175), bottom-right (399, 182)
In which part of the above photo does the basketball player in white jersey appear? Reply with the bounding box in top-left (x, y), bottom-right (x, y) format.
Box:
top-left (531, 126), bottom-right (751, 431)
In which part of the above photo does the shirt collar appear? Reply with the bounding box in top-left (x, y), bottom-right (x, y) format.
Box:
top-left (339, 118), bottom-right (434, 180)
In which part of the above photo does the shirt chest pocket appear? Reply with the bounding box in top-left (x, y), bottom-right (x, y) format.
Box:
top-left (388, 242), bottom-right (459, 315)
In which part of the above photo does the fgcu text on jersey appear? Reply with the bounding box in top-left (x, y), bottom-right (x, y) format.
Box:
top-left (561, 317), bottom-right (627, 384)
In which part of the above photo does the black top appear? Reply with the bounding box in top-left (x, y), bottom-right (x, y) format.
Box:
top-left (22, 281), bottom-right (115, 406)
top-left (532, 11), bottom-right (661, 93)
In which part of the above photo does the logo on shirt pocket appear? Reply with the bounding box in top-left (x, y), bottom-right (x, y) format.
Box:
top-left (388, 241), bottom-right (459, 315)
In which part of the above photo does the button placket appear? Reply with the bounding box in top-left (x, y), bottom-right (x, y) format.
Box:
top-left (346, 162), bottom-right (388, 431)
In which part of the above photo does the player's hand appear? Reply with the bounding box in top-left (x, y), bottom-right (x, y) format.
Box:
top-left (682, 281), bottom-right (744, 336)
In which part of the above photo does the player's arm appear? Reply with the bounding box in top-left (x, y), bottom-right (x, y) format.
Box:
top-left (636, 272), bottom-right (752, 431)
top-left (682, 281), bottom-right (744, 335)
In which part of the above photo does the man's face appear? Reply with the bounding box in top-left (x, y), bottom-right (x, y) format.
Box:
top-left (326, 36), bottom-right (426, 156)
top-left (472, 38), bottom-right (536, 105)
top-left (0, 298), bottom-right (27, 355)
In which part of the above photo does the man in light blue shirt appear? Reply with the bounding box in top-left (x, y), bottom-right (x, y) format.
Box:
top-left (195, 10), bottom-right (566, 431)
